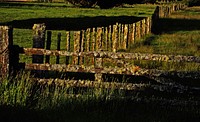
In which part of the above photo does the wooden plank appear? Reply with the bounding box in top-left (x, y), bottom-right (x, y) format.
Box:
top-left (32, 24), bottom-right (46, 64)
top-left (22, 48), bottom-right (200, 63)
top-left (0, 26), bottom-right (13, 77)
top-left (108, 25), bottom-right (112, 52)
top-left (25, 63), bottom-right (200, 79)
top-left (112, 24), bottom-right (117, 52)
top-left (73, 31), bottom-right (80, 65)
top-left (123, 24), bottom-right (128, 50)
top-left (85, 28), bottom-right (91, 65)
top-left (66, 31), bottom-right (70, 65)
top-left (25, 63), bottom-right (147, 76)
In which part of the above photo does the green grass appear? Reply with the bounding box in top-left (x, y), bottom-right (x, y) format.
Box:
top-left (0, 2), bottom-right (200, 122)
top-left (0, 2), bottom-right (156, 24)
top-left (127, 6), bottom-right (200, 71)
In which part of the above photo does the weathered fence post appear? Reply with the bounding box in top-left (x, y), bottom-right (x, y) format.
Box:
top-left (91, 28), bottom-right (96, 65)
top-left (146, 17), bottom-right (150, 34)
top-left (73, 31), bottom-right (81, 65)
top-left (85, 28), bottom-right (90, 65)
top-left (32, 24), bottom-right (46, 64)
top-left (108, 25), bottom-right (112, 52)
top-left (104, 27), bottom-right (108, 51)
top-left (0, 26), bottom-right (13, 78)
top-left (131, 23), bottom-right (136, 44)
top-left (66, 31), bottom-right (70, 65)
top-left (135, 21), bottom-right (141, 41)
top-left (122, 24), bottom-right (128, 50)
top-left (112, 24), bottom-right (117, 52)
top-left (95, 27), bottom-right (103, 82)
top-left (86, 28), bottom-right (90, 52)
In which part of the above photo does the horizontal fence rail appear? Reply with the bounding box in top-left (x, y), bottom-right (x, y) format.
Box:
top-left (22, 48), bottom-right (200, 63)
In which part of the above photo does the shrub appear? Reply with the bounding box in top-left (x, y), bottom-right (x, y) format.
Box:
top-left (66, 0), bottom-right (157, 8)
top-left (186, 0), bottom-right (200, 6)
top-left (67, 0), bottom-right (97, 7)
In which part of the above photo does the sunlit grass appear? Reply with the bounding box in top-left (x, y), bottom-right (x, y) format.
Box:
top-left (0, 2), bottom-right (156, 24)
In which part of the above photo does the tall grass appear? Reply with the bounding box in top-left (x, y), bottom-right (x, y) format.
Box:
top-left (0, 71), bottom-right (124, 110)
top-left (0, 72), bottom-right (33, 107)
top-left (0, 72), bottom-right (200, 122)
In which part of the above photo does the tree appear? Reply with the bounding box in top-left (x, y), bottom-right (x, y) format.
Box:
top-left (66, 0), bottom-right (157, 9)
top-left (66, 0), bottom-right (97, 7)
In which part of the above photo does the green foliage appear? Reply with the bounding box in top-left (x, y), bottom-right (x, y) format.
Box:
top-left (66, 0), bottom-right (97, 7)
top-left (65, 0), bottom-right (157, 8)
top-left (184, 0), bottom-right (200, 6)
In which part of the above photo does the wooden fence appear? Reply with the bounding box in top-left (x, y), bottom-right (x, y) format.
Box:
top-left (1, 3), bottom-right (198, 91)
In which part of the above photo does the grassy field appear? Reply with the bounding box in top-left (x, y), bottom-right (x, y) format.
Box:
top-left (129, 7), bottom-right (200, 56)
top-left (128, 6), bottom-right (200, 71)
top-left (0, 2), bottom-right (200, 122)
top-left (0, 2), bottom-right (156, 24)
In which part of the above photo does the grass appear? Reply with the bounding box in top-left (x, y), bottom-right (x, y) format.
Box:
top-left (127, 6), bottom-right (200, 71)
top-left (0, 2), bottom-right (156, 24)
top-left (0, 3), bottom-right (200, 121)
top-left (129, 7), bottom-right (200, 56)
top-left (0, 71), bottom-right (200, 122)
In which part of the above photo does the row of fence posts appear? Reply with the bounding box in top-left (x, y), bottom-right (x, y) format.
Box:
top-left (0, 3), bottom-right (187, 79)
top-left (158, 4), bottom-right (187, 18)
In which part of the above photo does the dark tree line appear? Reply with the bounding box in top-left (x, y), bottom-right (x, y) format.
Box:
top-left (66, 0), bottom-right (156, 8)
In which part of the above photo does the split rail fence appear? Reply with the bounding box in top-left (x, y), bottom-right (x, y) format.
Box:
top-left (1, 3), bottom-right (198, 91)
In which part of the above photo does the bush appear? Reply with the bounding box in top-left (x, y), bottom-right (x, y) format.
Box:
top-left (67, 0), bottom-right (97, 7)
top-left (97, 0), bottom-right (157, 9)
top-left (66, 0), bottom-right (157, 8)
top-left (186, 0), bottom-right (200, 6)
top-left (97, 0), bottom-right (120, 9)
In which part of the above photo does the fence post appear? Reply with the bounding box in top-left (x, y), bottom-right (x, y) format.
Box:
top-left (123, 24), bottom-right (128, 50)
top-left (91, 28), bottom-right (96, 65)
top-left (112, 24), bottom-right (117, 52)
top-left (131, 23), bottom-right (136, 44)
top-left (95, 27), bottom-right (103, 82)
top-left (0, 26), bottom-right (13, 78)
top-left (85, 28), bottom-right (90, 65)
top-left (108, 25), bottom-right (112, 52)
top-left (66, 31), bottom-right (70, 65)
top-left (135, 21), bottom-right (141, 41)
top-left (32, 23), bottom-right (46, 64)
top-left (73, 31), bottom-right (81, 65)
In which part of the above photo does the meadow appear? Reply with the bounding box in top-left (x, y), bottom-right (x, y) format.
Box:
top-left (0, 2), bottom-right (200, 122)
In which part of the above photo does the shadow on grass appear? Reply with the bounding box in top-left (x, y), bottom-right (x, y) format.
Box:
top-left (2, 16), bottom-right (144, 30)
top-left (0, 98), bottom-right (200, 122)
top-left (0, 2), bottom-right (72, 8)
top-left (155, 18), bottom-right (200, 34)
